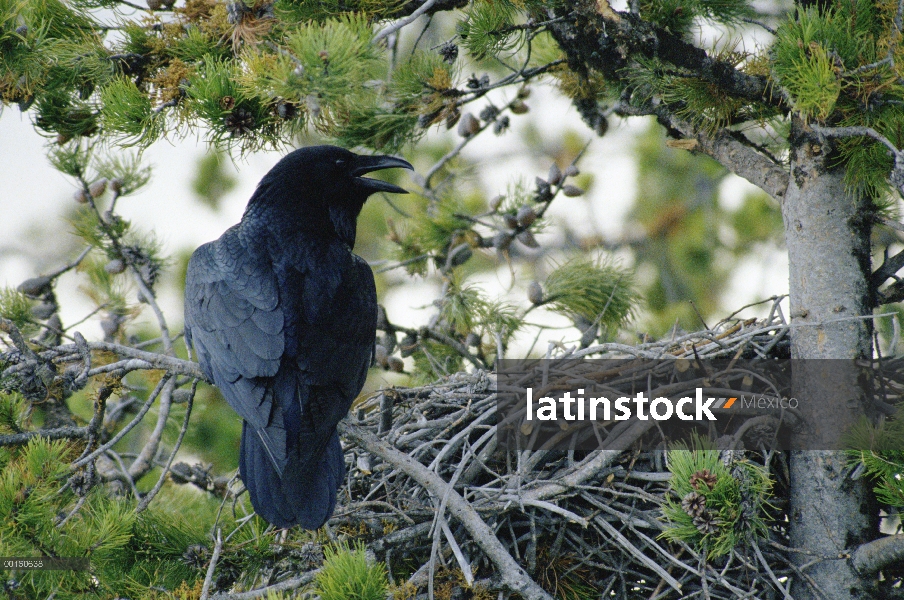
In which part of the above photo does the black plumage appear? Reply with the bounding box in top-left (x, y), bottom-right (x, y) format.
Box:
top-left (184, 145), bottom-right (412, 529)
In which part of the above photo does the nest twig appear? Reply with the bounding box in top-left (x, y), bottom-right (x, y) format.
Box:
top-left (324, 297), bottom-right (813, 599)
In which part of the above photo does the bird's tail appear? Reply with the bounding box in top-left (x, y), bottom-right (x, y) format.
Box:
top-left (239, 421), bottom-right (345, 529)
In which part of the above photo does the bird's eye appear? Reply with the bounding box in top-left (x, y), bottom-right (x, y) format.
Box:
top-left (335, 159), bottom-right (347, 167)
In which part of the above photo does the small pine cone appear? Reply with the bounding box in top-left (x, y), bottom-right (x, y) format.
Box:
top-left (18, 275), bottom-right (52, 297)
top-left (492, 232), bottom-right (513, 251)
top-left (68, 469), bottom-right (97, 497)
top-left (418, 110), bottom-right (440, 129)
top-left (493, 115), bottom-right (510, 135)
top-left (510, 100), bottom-right (529, 114)
top-left (681, 491), bottom-right (707, 517)
top-left (73, 189), bottom-right (90, 204)
top-left (387, 356), bottom-right (405, 373)
top-left (534, 177), bottom-right (552, 202)
top-left (690, 469), bottom-right (718, 491)
top-left (738, 498), bottom-right (756, 526)
top-left (108, 178), bottom-right (124, 194)
top-left (444, 108), bottom-right (461, 129)
top-left (693, 510), bottom-right (721, 535)
top-left (296, 542), bottom-right (324, 570)
top-left (595, 114), bottom-right (609, 137)
top-left (224, 108), bottom-right (255, 137)
top-left (182, 544), bottom-right (210, 569)
top-left (479, 104), bottom-right (500, 122)
top-left (399, 332), bottom-right (418, 357)
top-left (89, 178), bottom-right (107, 198)
top-left (488, 195), bottom-right (504, 212)
top-left (101, 317), bottom-right (120, 339)
top-left (562, 184), bottom-right (585, 197)
top-left (502, 213), bottom-right (518, 229)
top-left (31, 302), bottom-right (56, 320)
top-left (564, 165), bottom-right (579, 177)
top-left (466, 73), bottom-right (490, 89)
top-left (105, 259), bottom-right (126, 274)
top-left (527, 281), bottom-right (543, 305)
top-left (374, 344), bottom-right (389, 367)
top-left (275, 101), bottom-right (296, 120)
top-left (448, 243), bottom-right (472, 267)
top-left (516, 204), bottom-right (536, 227)
top-left (146, 0), bottom-right (162, 9)
top-left (516, 230), bottom-right (539, 248)
top-left (439, 41), bottom-right (458, 64)
top-left (547, 163), bottom-right (562, 186)
top-left (172, 389), bottom-right (194, 404)
top-left (457, 113), bottom-right (480, 138)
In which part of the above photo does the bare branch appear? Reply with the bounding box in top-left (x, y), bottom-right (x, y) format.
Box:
top-left (852, 534), bottom-right (904, 575)
top-left (0, 426), bottom-right (88, 446)
top-left (373, 0), bottom-right (438, 43)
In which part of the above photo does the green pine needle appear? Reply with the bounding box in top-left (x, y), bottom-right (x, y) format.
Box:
top-left (315, 540), bottom-right (388, 600)
top-left (543, 255), bottom-right (637, 336)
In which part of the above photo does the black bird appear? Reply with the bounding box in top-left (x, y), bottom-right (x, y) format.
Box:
top-left (184, 145), bottom-right (412, 529)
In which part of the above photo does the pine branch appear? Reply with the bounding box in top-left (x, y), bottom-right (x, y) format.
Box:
top-left (852, 534), bottom-right (904, 574)
top-left (547, 4), bottom-right (783, 108)
top-left (609, 102), bottom-right (791, 200)
top-left (0, 426), bottom-right (88, 446)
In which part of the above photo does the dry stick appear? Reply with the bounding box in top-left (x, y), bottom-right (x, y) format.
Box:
top-left (338, 421), bottom-right (555, 600)
top-left (128, 377), bottom-right (174, 479)
top-left (753, 541), bottom-right (794, 600)
top-left (200, 527), bottom-right (223, 600)
top-left (373, 0), bottom-right (438, 42)
top-left (522, 419), bottom-right (652, 502)
top-left (209, 571), bottom-right (319, 600)
top-left (592, 516), bottom-right (682, 592)
top-left (136, 380), bottom-right (197, 513)
top-left (0, 427), bottom-right (87, 446)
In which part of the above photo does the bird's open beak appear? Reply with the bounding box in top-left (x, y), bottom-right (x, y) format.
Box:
top-left (351, 155), bottom-right (414, 194)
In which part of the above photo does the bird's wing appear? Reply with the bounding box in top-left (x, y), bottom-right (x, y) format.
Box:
top-left (282, 247), bottom-right (377, 474)
top-left (184, 226), bottom-right (285, 436)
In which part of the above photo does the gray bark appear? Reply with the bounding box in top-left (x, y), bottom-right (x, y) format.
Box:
top-left (781, 123), bottom-right (877, 599)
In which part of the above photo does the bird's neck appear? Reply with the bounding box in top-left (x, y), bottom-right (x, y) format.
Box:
top-left (241, 201), bottom-right (360, 250)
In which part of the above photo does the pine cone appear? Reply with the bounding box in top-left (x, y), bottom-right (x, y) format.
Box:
top-left (693, 510), bottom-right (721, 535)
top-left (224, 108), bottom-right (255, 137)
top-left (182, 544), bottom-right (210, 569)
top-left (439, 41), bottom-right (458, 64)
top-left (295, 541), bottom-right (324, 570)
top-left (690, 468), bottom-right (718, 491)
top-left (681, 491), bottom-right (707, 517)
top-left (493, 115), bottom-right (510, 135)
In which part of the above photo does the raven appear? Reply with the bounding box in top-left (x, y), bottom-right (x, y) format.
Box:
top-left (184, 145), bottom-right (412, 529)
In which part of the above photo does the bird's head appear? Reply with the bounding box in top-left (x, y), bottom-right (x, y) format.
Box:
top-left (248, 145), bottom-right (413, 247)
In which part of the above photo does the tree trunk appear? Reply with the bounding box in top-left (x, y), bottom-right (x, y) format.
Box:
top-left (781, 122), bottom-right (877, 599)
